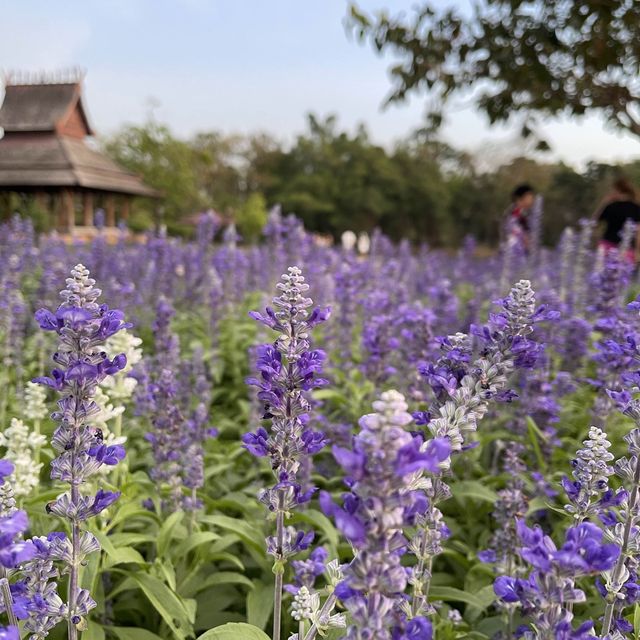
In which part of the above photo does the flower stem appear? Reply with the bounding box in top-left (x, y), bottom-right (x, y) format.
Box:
top-left (302, 593), bottom-right (338, 640)
top-left (507, 607), bottom-right (514, 638)
top-left (188, 489), bottom-right (197, 536)
top-left (112, 413), bottom-right (124, 488)
top-left (0, 572), bottom-right (17, 627)
top-left (411, 528), bottom-right (430, 617)
top-left (272, 493), bottom-right (286, 640)
top-left (68, 489), bottom-right (80, 640)
top-left (602, 453), bottom-right (640, 636)
top-left (0, 376), bottom-right (6, 430)
top-left (68, 375), bottom-right (82, 640)
top-left (34, 418), bottom-right (41, 465)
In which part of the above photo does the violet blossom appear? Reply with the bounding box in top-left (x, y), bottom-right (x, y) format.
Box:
top-left (321, 390), bottom-right (449, 640)
top-left (562, 426), bottom-right (619, 523)
top-left (243, 266), bottom-right (330, 640)
top-left (494, 520), bottom-right (618, 640)
top-left (0, 459), bottom-right (36, 631)
top-left (423, 280), bottom-right (547, 452)
top-left (33, 264), bottom-right (129, 638)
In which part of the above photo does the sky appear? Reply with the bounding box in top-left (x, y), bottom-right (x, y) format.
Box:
top-left (1, 0), bottom-right (638, 169)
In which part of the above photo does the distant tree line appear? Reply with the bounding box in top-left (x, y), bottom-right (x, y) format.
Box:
top-left (104, 114), bottom-right (640, 247)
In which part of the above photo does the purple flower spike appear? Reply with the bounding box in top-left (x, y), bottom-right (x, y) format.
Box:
top-left (33, 264), bottom-right (129, 634)
top-left (496, 511), bottom-right (618, 638)
top-left (244, 266), bottom-right (330, 640)
top-left (327, 391), bottom-right (443, 638)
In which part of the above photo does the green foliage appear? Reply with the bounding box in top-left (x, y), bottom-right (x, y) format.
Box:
top-left (236, 193), bottom-right (268, 242)
top-left (197, 623), bottom-right (270, 640)
top-left (105, 120), bottom-right (205, 234)
top-left (101, 113), bottom-right (640, 247)
top-left (108, 629), bottom-right (165, 640)
top-left (348, 1), bottom-right (640, 145)
top-left (0, 194), bottom-right (53, 233)
top-left (127, 209), bottom-right (156, 234)
top-left (6, 256), bottom-right (639, 639)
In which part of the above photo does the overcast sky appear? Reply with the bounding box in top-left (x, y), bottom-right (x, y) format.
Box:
top-left (1, 0), bottom-right (638, 169)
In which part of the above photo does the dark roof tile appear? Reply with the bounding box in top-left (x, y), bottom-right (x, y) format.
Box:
top-left (0, 135), bottom-right (159, 197)
top-left (0, 83), bottom-right (87, 132)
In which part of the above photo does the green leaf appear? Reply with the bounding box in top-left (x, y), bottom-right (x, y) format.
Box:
top-left (476, 615), bottom-right (508, 638)
top-left (466, 584), bottom-right (499, 612)
top-left (153, 559), bottom-right (177, 591)
top-left (109, 533), bottom-right (157, 547)
top-left (247, 582), bottom-right (273, 630)
top-left (104, 546), bottom-right (146, 568)
top-left (174, 531), bottom-right (219, 558)
top-left (94, 530), bottom-right (145, 567)
top-left (127, 571), bottom-right (193, 639)
top-left (526, 496), bottom-right (549, 516)
top-left (207, 552), bottom-right (245, 571)
top-left (208, 534), bottom-right (242, 554)
top-left (200, 515), bottom-right (264, 554)
top-left (184, 597), bottom-right (198, 624)
top-left (204, 462), bottom-right (235, 480)
top-left (450, 480), bottom-right (498, 503)
top-left (106, 501), bottom-right (158, 531)
top-left (157, 511), bottom-right (186, 557)
top-left (109, 628), bottom-right (165, 640)
top-left (197, 623), bottom-right (271, 640)
top-left (195, 587), bottom-right (242, 628)
top-left (526, 417), bottom-right (547, 472)
top-left (105, 575), bottom-right (136, 600)
top-left (312, 389), bottom-right (348, 404)
top-left (429, 586), bottom-right (492, 610)
top-left (195, 571), bottom-right (255, 594)
top-left (84, 621), bottom-right (106, 640)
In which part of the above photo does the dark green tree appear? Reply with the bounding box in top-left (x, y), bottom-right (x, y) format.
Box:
top-left (103, 116), bottom-right (640, 247)
top-left (251, 113), bottom-right (450, 242)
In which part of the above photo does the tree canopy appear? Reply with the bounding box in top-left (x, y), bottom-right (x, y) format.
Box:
top-left (348, 1), bottom-right (640, 147)
top-left (103, 115), bottom-right (640, 247)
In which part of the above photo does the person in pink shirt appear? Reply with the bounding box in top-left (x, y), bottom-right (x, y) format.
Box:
top-left (506, 184), bottom-right (535, 252)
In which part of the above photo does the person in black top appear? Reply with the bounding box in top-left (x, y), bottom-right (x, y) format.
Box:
top-left (595, 177), bottom-right (640, 263)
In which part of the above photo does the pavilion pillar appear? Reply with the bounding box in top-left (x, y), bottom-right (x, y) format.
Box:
top-left (61, 190), bottom-right (74, 233)
top-left (83, 192), bottom-right (94, 226)
top-left (0, 193), bottom-right (10, 216)
top-left (105, 194), bottom-right (116, 227)
top-left (121, 197), bottom-right (130, 223)
top-left (34, 191), bottom-right (48, 214)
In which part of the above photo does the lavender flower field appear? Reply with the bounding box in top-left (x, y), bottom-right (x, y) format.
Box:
top-left (1, 210), bottom-right (640, 640)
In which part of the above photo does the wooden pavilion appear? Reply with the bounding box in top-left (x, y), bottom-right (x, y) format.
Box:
top-left (0, 71), bottom-right (158, 231)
